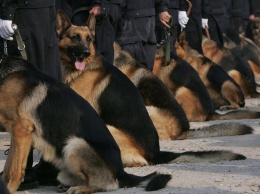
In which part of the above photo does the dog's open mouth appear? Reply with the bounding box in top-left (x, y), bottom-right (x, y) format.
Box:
top-left (68, 47), bottom-right (90, 71)
top-left (74, 59), bottom-right (86, 71)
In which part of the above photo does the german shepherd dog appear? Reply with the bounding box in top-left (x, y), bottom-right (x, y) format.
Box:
top-left (247, 17), bottom-right (260, 49)
top-left (202, 35), bottom-right (260, 98)
top-left (113, 47), bottom-right (254, 140)
top-left (154, 42), bottom-right (260, 122)
top-left (176, 32), bottom-right (245, 110)
top-left (0, 53), bottom-right (172, 194)
top-left (223, 33), bottom-right (260, 80)
top-left (239, 35), bottom-right (260, 80)
top-left (56, 9), bottom-right (247, 167)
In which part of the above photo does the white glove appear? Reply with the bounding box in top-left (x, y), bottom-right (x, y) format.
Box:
top-left (178, 11), bottom-right (189, 28)
top-left (0, 19), bottom-right (14, 40)
top-left (202, 18), bottom-right (209, 29)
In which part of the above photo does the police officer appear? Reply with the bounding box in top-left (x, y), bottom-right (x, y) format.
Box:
top-left (115, 0), bottom-right (170, 70)
top-left (201, 0), bottom-right (226, 47)
top-left (0, 0), bottom-right (62, 190)
top-left (245, 0), bottom-right (260, 40)
top-left (68, 0), bottom-right (122, 64)
top-left (179, 0), bottom-right (203, 54)
top-left (249, 0), bottom-right (260, 18)
top-left (55, 0), bottom-right (72, 18)
top-left (0, 0), bottom-right (62, 80)
top-left (224, 0), bottom-right (245, 45)
top-left (155, 0), bottom-right (182, 57)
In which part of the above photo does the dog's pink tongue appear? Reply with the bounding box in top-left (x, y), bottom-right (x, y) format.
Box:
top-left (75, 60), bottom-right (85, 71)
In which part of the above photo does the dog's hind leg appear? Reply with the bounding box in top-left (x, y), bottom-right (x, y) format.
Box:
top-left (3, 120), bottom-right (33, 193)
top-left (107, 125), bottom-right (148, 167)
top-left (57, 170), bottom-right (82, 193)
top-left (219, 80), bottom-right (244, 110)
top-left (61, 137), bottom-right (119, 193)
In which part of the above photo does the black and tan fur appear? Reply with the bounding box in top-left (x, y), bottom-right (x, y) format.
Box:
top-left (176, 32), bottom-right (245, 110)
top-left (113, 47), bottom-right (254, 140)
top-left (223, 33), bottom-right (260, 80)
top-left (0, 53), bottom-right (173, 194)
top-left (202, 35), bottom-right (260, 98)
top-left (154, 42), bottom-right (260, 122)
top-left (239, 35), bottom-right (260, 80)
top-left (56, 10), bottom-right (248, 168)
top-left (248, 17), bottom-right (260, 49)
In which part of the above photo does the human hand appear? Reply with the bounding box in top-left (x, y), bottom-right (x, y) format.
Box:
top-left (89, 4), bottom-right (102, 16)
top-left (249, 14), bottom-right (255, 20)
top-left (178, 11), bottom-right (189, 28)
top-left (202, 18), bottom-right (209, 29)
top-left (159, 11), bottom-right (172, 28)
top-left (0, 19), bottom-right (14, 40)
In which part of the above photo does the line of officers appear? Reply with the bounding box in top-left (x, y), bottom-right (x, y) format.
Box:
top-left (56, 0), bottom-right (260, 71)
top-left (2, 0), bottom-right (260, 72)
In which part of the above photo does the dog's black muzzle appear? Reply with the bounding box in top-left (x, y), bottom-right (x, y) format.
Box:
top-left (68, 46), bottom-right (90, 62)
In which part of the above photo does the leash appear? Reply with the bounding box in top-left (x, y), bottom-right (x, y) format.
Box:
top-left (164, 17), bottom-right (173, 65)
top-left (186, 0), bottom-right (192, 16)
top-left (204, 27), bottom-right (211, 40)
top-left (164, 0), bottom-right (192, 65)
top-left (2, 24), bottom-right (27, 59)
top-left (12, 24), bottom-right (27, 60)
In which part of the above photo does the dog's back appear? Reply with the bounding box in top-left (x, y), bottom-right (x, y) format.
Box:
top-left (0, 53), bottom-right (172, 193)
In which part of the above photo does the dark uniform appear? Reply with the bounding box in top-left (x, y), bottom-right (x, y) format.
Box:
top-left (68, 0), bottom-right (122, 64)
top-left (249, 0), bottom-right (260, 17)
top-left (225, 0), bottom-right (245, 44)
top-left (202, 0), bottom-right (226, 47)
top-left (55, 0), bottom-right (72, 18)
top-left (155, 0), bottom-right (179, 56)
top-left (245, 0), bottom-right (260, 40)
top-left (180, 0), bottom-right (203, 54)
top-left (115, 0), bottom-right (168, 70)
top-left (0, 0), bottom-right (62, 80)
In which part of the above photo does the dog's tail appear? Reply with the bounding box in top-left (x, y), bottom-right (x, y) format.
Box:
top-left (153, 150), bottom-right (246, 164)
top-left (185, 122), bottom-right (253, 139)
top-left (210, 110), bottom-right (260, 120)
top-left (118, 171), bottom-right (171, 191)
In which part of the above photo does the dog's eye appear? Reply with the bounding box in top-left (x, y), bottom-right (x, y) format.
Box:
top-left (86, 36), bottom-right (92, 42)
top-left (71, 34), bottom-right (80, 41)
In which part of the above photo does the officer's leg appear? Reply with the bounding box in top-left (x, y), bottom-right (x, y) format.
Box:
top-left (143, 42), bottom-right (157, 71)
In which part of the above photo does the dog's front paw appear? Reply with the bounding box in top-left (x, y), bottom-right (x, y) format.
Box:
top-left (67, 186), bottom-right (94, 194)
top-left (57, 184), bottom-right (69, 193)
top-left (219, 105), bottom-right (228, 111)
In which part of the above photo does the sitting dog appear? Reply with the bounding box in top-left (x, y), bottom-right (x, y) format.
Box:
top-left (154, 42), bottom-right (260, 122)
top-left (247, 17), bottom-right (260, 49)
top-left (56, 9), bottom-right (247, 168)
top-left (176, 32), bottom-right (245, 110)
top-left (0, 53), bottom-right (172, 194)
top-left (113, 46), bottom-right (254, 140)
top-left (202, 35), bottom-right (260, 98)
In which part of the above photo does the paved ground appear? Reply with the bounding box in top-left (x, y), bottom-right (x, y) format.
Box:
top-left (0, 98), bottom-right (260, 194)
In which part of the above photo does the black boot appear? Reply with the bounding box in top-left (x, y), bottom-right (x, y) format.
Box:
top-left (33, 159), bottom-right (59, 186)
top-left (0, 176), bottom-right (9, 194)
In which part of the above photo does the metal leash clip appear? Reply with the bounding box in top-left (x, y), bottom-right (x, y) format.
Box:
top-left (12, 23), bottom-right (27, 59)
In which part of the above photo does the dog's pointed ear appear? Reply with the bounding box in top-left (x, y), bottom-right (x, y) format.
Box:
top-left (178, 31), bottom-right (186, 45)
top-left (56, 10), bottom-right (72, 36)
top-left (86, 14), bottom-right (96, 36)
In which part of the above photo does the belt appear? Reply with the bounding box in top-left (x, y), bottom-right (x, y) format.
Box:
top-left (123, 8), bottom-right (155, 19)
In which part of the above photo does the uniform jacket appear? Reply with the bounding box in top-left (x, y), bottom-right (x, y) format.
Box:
top-left (249, 0), bottom-right (260, 17)
top-left (2, 0), bottom-right (55, 20)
